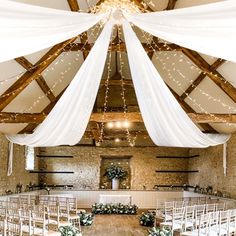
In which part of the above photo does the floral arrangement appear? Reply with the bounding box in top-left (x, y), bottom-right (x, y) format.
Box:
top-left (104, 165), bottom-right (127, 180)
top-left (79, 212), bottom-right (94, 226)
top-left (139, 212), bottom-right (155, 227)
top-left (59, 225), bottom-right (82, 236)
top-left (148, 226), bottom-right (171, 236)
top-left (92, 203), bottom-right (138, 215)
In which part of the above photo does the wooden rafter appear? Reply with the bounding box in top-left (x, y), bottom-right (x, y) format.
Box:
top-left (67, 0), bottom-right (79, 11)
top-left (65, 42), bottom-right (181, 52)
top-left (180, 58), bottom-right (225, 101)
top-left (67, 0), bottom-right (89, 60)
top-left (15, 57), bottom-right (56, 102)
top-left (166, 0), bottom-right (178, 10)
top-left (19, 88), bottom-right (67, 134)
top-left (167, 86), bottom-right (217, 133)
top-left (182, 48), bottom-right (236, 103)
top-left (131, 0), bottom-right (153, 12)
top-left (0, 38), bottom-right (76, 112)
top-left (1, 112), bottom-right (236, 124)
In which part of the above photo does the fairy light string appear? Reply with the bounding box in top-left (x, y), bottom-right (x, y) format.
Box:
top-left (140, 29), bottom-right (236, 127)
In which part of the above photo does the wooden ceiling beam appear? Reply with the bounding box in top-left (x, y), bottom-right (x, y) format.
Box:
top-left (0, 38), bottom-right (76, 112)
top-left (18, 87), bottom-right (67, 134)
top-left (15, 57), bottom-right (56, 102)
top-left (182, 48), bottom-right (236, 103)
top-left (167, 85), bottom-right (217, 133)
top-left (1, 112), bottom-right (236, 124)
top-left (166, 0), bottom-right (178, 10)
top-left (65, 42), bottom-right (181, 52)
top-left (180, 58), bottom-right (225, 100)
top-left (67, 0), bottom-right (79, 11)
top-left (131, 0), bottom-right (154, 12)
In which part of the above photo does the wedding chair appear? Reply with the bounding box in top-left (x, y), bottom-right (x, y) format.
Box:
top-left (217, 210), bottom-right (229, 236)
top-left (206, 204), bottom-right (215, 213)
top-left (207, 211), bottom-right (219, 236)
top-left (31, 209), bottom-right (47, 236)
top-left (183, 206), bottom-right (195, 232)
top-left (5, 217), bottom-right (23, 236)
top-left (0, 208), bottom-right (6, 221)
top-left (175, 201), bottom-right (185, 208)
top-left (164, 202), bottom-right (175, 221)
top-left (194, 205), bottom-right (205, 229)
top-left (228, 209), bottom-right (236, 235)
top-left (161, 207), bottom-right (185, 235)
top-left (0, 218), bottom-right (6, 236)
top-left (181, 213), bottom-right (210, 236)
top-left (216, 202), bottom-right (226, 211)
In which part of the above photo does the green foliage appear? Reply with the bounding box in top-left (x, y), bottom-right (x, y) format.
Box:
top-left (148, 226), bottom-right (172, 236)
top-left (91, 203), bottom-right (138, 215)
top-left (139, 212), bottom-right (155, 226)
top-left (59, 225), bottom-right (82, 236)
top-left (104, 165), bottom-right (127, 180)
top-left (79, 212), bottom-right (94, 226)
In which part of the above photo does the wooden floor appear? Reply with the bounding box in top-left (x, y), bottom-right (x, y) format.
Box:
top-left (81, 214), bottom-right (148, 236)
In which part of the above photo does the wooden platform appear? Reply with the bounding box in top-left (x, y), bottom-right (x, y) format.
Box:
top-left (81, 214), bottom-right (148, 236)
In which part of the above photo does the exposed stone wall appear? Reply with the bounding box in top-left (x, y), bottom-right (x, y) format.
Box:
top-left (38, 146), bottom-right (189, 190)
top-left (0, 134), bottom-right (38, 195)
top-left (188, 133), bottom-right (236, 198)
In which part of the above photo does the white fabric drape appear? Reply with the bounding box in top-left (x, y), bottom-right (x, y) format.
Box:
top-left (0, 0), bottom-right (107, 63)
top-left (7, 142), bottom-right (13, 176)
top-left (6, 20), bottom-right (114, 147)
top-left (223, 143), bottom-right (227, 176)
top-left (122, 20), bottom-right (230, 148)
top-left (124, 0), bottom-right (236, 63)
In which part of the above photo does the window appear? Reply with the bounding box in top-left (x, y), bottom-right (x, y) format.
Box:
top-left (25, 146), bottom-right (35, 170)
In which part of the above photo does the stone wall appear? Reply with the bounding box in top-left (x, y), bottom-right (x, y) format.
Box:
top-left (38, 146), bottom-right (189, 190)
top-left (0, 134), bottom-right (39, 195)
top-left (188, 133), bottom-right (236, 198)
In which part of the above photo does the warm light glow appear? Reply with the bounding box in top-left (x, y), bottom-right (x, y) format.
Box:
top-left (123, 120), bottom-right (130, 128)
top-left (115, 121), bottom-right (122, 128)
top-left (107, 122), bottom-right (114, 128)
top-left (115, 138), bottom-right (120, 143)
top-left (91, 0), bottom-right (141, 24)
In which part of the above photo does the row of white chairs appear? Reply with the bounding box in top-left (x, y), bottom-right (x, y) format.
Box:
top-left (0, 196), bottom-right (81, 236)
top-left (181, 209), bottom-right (236, 236)
top-left (158, 201), bottom-right (226, 223)
top-left (159, 204), bottom-right (227, 234)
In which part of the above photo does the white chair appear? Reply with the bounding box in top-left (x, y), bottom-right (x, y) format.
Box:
top-left (216, 202), bottom-right (226, 211)
top-left (217, 210), bottom-right (229, 236)
top-left (184, 206), bottom-right (195, 232)
top-left (182, 213), bottom-right (210, 236)
top-left (206, 204), bottom-right (215, 213)
top-left (194, 204), bottom-right (205, 229)
top-left (161, 207), bottom-right (185, 235)
top-left (228, 209), bottom-right (236, 235)
top-left (164, 202), bottom-right (174, 221)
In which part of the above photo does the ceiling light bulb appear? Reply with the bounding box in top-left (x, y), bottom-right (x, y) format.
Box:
top-left (107, 122), bottom-right (114, 128)
top-left (123, 121), bottom-right (130, 128)
top-left (115, 121), bottom-right (122, 128)
top-left (115, 138), bottom-right (120, 143)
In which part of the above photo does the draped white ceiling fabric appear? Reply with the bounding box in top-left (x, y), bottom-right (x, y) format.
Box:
top-left (0, 0), bottom-right (106, 63)
top-left (124, 0), bottom-right (236, 63)
top-left (122, 20), bottom-right (230, 148)
top-left (6, 20), bottom-right (114, 147)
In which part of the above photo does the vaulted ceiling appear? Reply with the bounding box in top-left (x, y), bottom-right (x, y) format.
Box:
top-left (0, 0), bottom-right (235, 147)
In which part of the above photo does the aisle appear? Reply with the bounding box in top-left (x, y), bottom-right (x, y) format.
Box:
top-left (81, 214), bottom-right (148, 236)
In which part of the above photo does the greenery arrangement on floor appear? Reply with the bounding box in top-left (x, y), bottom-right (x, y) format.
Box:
top-left (92, 203), bottom-right (138, 215)
top-left (79, 211), bottom-right (94, 226)
top-left (59, 225), bottom-right (82, 236)
top-left (148, 226), bottom-right (171, 236)
top-left (139, 212), bottom-right (155, 226)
